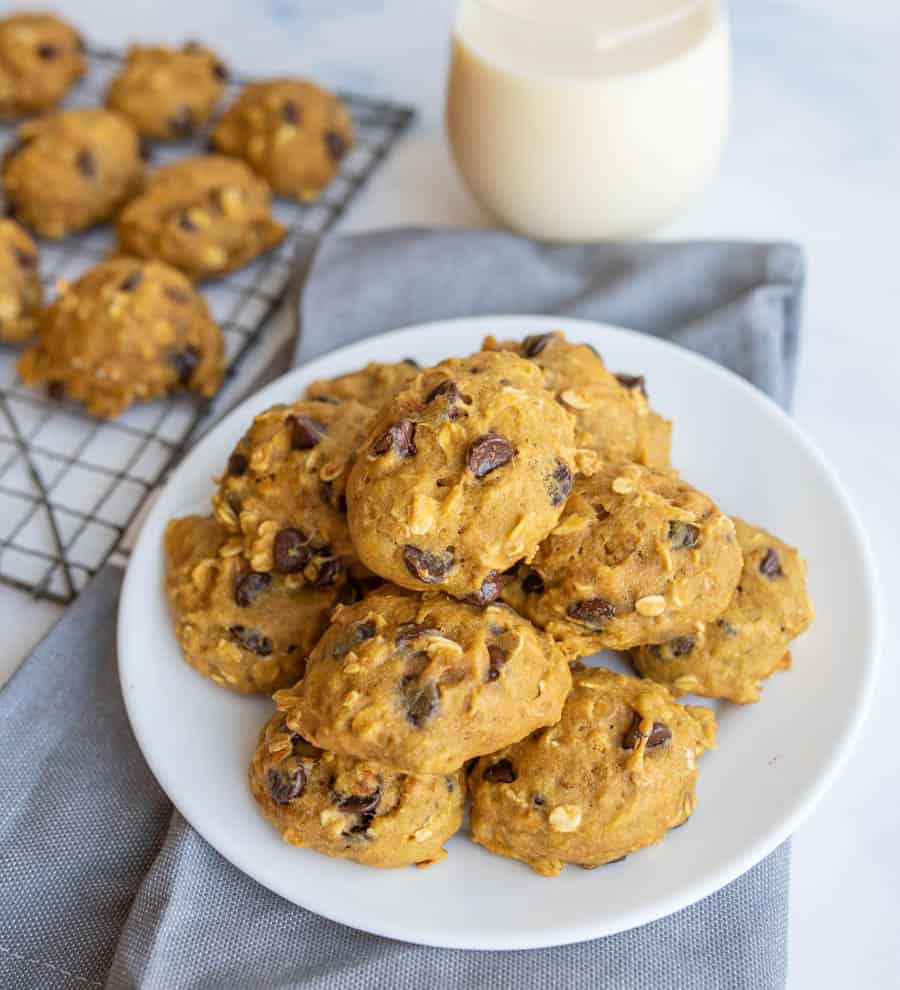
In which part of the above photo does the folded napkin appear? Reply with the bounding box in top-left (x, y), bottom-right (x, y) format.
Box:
top-left (0, 228), bottom-right (804, 990)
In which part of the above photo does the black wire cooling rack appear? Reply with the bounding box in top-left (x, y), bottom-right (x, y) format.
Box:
top-left (0, 45), bottom-right (414, 603)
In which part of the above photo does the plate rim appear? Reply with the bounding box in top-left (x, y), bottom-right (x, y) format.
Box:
top-left (118, 314), bottom-right (883, 950)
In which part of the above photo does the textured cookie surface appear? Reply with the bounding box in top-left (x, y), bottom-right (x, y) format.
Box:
top-left (116, 154), bottom-right (284, 280)
top-left (0, 12), bottom-right (83, 118)
top-left (212, 397), bottom-right (375, 586)
top-left (469, 665), bottom-right (717, 876)
top-left (211, 78), bottom-right (353, 201)
top-left (277, 585), bottom-right (572, 774)
top-left (18, 256), bottom-right (223, 417)
top-left (346, 350), bottom-right (577, 601)
top-left (250, 712), bottom-right (466, 868)
top-left (305, 360), bottom-right (421, 411)
top-left (164, 515), bottom-right (342, 694)
top-left (0, 218), bottom-right (40, 341)
top-left (483, 331), bottom-right (672, 469)
top-left (2, 108), bottom-right (143, 238)
top-left (632, 517), bottom-right (814, 703)
top-left (502, 462), bottom-right (742, 654)
top-left (106, 42), bottom-right (227, 139)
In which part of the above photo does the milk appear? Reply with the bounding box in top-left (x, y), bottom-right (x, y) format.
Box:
top-left (446, 0), bottom-right (731, 241)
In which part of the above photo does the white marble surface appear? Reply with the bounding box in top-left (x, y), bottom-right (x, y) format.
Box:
top-left (1, 0), bottom-right (898, 985)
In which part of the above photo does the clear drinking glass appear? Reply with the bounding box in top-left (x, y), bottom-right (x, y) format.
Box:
top-left (446, 0), bottom-right (731, 241)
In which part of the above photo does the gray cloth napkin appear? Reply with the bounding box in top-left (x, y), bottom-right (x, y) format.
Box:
top-left (0, 228), bottom-right (804, 990)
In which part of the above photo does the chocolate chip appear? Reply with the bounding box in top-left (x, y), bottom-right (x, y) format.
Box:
top-left (668, 521), bottom-right (700, 550)
top-left (567, 598), bottom-right (616, 628)
top-left (325, 130), bottom-right (347, 160)
top-left (344, 811), bottom-right (376, 836)
top-left (521, 571), bottom-right (545, 594)
top-left (119, 270), bottom-right (143, 292)
top-left (169, 106), bottom-right (195, 138)
top-left (334, 786), bottom-right (381, 815)
top-left (165, 285), bottom-right (191, 304)
top-left (615, 373), bottom-right (647, 397)
top-left (403, 357), bottom-right (419, 368)
top-left (170, 347), bottom-right (200, 385)
top-left (234, 571), bottom-right (271, 607)
top-left (483, 759), bottom-right (516, 783)
top-left (425, 379), bottom-right (461, 417)
top-left (486, 644), bottom-right (507, 681)
top-left (666, 635), bottom-right (695, 658)
top-left (76, 148), bottom-right (96, 178)
top-left (521, 333), bottom-right (553, 358)
top-left (623, 713), bottom-right (672, 751)
top-left (289, 414), bottom-right (326, 450)
top-left (759, 548), bottom-right (782, 577)
top-left (396, 622), bottom-right (438, 643)
top-left (282, 100), bottom-right (301, 124)
top-left (273, 528), bottom-right (311, 573)
top-left (212, 61), bottom-right (228, 81)
top-left (532, 793), bottom-right (545, 807)
top-left (464, 570), bottom-right (502, 605)
top-left (14, 248), bottom-right (36, 270)
top-left (468, 433), bottom-right (516, 478)
top-left (228, 452), bottom-right (248, 476)
top-left (400, 676), bottom-right (439, 727)
top-left (310, 556), bottom-right (341, 588)
top-left (402, 545), bottom-right (453, 584)
top-left (333, 621), bottom-right (376, 658)
top-left (47, 380), bottom-right (64, 400)
top-left (372, 419), bottom-right (416, 457)
top-left (545, 461), bottom-right (572, 507)
top-left (177, 210), bottom-right (197, 232)
top-left (228, 624), bottom-right (272, 655)
top-left (37, 43), bottom-right (60, 60)
top-left (718, 619), bottom-right (738, 636)
top-left (268, 766), bottom-right (306, 804)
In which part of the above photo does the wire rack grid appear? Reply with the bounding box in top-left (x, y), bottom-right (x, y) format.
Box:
top-left (0, 45), bottom-right (414, 603)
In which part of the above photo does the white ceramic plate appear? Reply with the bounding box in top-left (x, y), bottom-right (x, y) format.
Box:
top-left (119, 316), bottom-right (881, 950)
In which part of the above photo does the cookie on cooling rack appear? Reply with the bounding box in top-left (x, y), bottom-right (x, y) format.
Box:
top-left (0, 218), bottom-right (40, 342)
top-left (0, 12), bottom-right (84, 118)
top-left (17, 256), bottom-right (224, 417)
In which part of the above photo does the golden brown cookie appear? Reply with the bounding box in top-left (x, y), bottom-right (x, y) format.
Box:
top-left (346, 350), bottom-right (578, 602)
top-left (0, 218), bottom-right (40, 341)
top-left (18, 257), bottom-right (224, 417)
top-left (502, 462), bottom-right (742, 654)
top-left (211, 78), bottom-right (353, 201)
top-left (164, 515), bottom-right (345, 694)
top-left (212, 397), bottom-right (375, 586)
top-left (106, 42), bottom-right (227, 140)
top-left (115, 154), bottom-right (285, 280)
top-left (483, 331), bottom-right (672, 469)
top-left (632, 517), bottom-right (814, 703)
top-left (2, 108), bottom-right (144, 238)
top-left (469, 665), bottom-right (717, 876)
top-left (277, 585), bottom-right (572, 774)
top-left (250, 712), bottom-right (466, 868)
top-left (305, 360), bottom-right (421, 411)
top-left (0, 12), bottom-right (83, 118)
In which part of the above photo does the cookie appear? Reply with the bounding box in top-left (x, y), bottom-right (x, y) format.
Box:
top-left (249, 712), bottom-right (466, 868)
top-left (483, 331), bottom-right (672, 469)
top-left (106, 42), bottom-right (227, 140)
top-left (2, 108), bottom-right (144, 238)
top-left (305, 360), bottom-right (421, 411)
top-left (632, 517), bottom-right (814, 703)
top-left (18, 257), bottom-right (224, 417)
top-left (211, 78), bottom-right (353, 201)
top-left (502, 462), bottom-right (742, 654)
top-left (346, 350), bottom-right (578, 602)
top-left (115, 154), bottom-right (285, 280)
top-left (164, 515), bottom-right (345, 694)
top-left (0, 218), bottom-right (40, 341)
top-left (469, 665), bottom-right (717, 876)
top-left (0, 12), bottom-right (83, 118)
top-left (277, 584), bottom-right (572, 774)
top-left (212, 397), bottom-right (375, 587)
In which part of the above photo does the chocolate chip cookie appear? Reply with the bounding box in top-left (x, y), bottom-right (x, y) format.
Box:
top-left (502, 462), bottom-right (742, 655)
top-left (18, 257), bottom-right (224, 417)
top-left (106, 42), bottom-right (227, 140)
top-left (469, 664), bottom-right (717, 876)
top-left (305, 360), bottom-right (421, 411)
top-left (483, 331), bottom-right (672, 469)
top-left (346, 350), bottom-right (578, 602)
top-left (115, 154), bottom-right (285, 280)
top-left (0, 12), bottom-right (83, 118)
top-left (250, 712), bottom-right (466, 868)
top-left (211, 78), bottom-right (353, 201)
top-left (0, 217), bottom-right (40, 341)
top-left (277, 585), bottom-right (572, 775)
top-left (632, 517), bottom-right (814, 703)
top-left (212, 397), bottom-right (375, 587)
top-left (164, 515), bottom-right (345, 694)
top-left (2, 107), bottom-right (143, 238)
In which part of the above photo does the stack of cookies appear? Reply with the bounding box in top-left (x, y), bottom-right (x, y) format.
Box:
top-left (164, 331), bottom-right (815, 875)
top-left (0, 10), bottom-right (353, 417)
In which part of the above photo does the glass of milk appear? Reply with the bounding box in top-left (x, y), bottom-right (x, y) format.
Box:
top-left (446, 0), bottom-right (731, 241)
